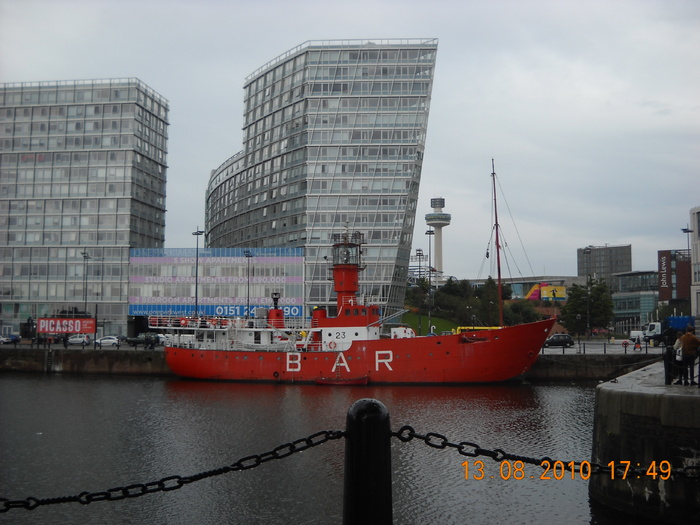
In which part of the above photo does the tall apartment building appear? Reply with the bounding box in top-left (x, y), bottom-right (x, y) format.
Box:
top-left (577, 244), bottom-right (632, 292)
top-left (0, 79), bottom-right (169, 337)
top-left (206, 39), bottom-right (438, 314)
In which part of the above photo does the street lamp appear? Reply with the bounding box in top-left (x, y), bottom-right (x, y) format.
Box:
top-left (192, 228), bottom-right (205, 318)
top-left (81, 251), bottom-right (91, 316)
top-left (244, 250), bottom-right (253, 319)
top-left (425, 229), bottom-right (435, 333)
top-left (583, 246), bottom-right (592, 339)
top-left (681, 224), bottom-right (694, 252)
top-left (416, 248), bottom-right (424, 335)
top-left (415, 248), bottom-right (423, 281)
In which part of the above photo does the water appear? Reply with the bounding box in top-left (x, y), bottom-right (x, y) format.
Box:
top-left (0, 374), bottom-right (621, 524)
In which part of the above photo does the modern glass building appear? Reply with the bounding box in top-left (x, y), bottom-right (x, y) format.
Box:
top-left (206, 39), bottom-right (438, 315)
top-left (0, 79), bottom-right (169, 338)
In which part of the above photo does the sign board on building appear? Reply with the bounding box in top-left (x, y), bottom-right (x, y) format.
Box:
top-left (127, 248), bottom-right (305, 318)
top-left (37, 318), bottom-right (96, 334)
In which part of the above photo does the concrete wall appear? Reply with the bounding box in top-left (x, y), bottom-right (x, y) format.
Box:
top-left (524, 354), bottom-right (656, 381)
top-left (589, 363), bottom-right (700, 523)
top-left (0, 348), bottom-right (172, 376)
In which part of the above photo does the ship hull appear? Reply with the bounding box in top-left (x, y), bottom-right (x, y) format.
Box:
top-left (164, 318), bottom-right (555, 385)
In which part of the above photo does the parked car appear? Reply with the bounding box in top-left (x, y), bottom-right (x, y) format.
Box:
top-left (543, 334), bottom-right (575, 348)
top-left (125, 332), bottom-right (159, 347)
top-left (67, 334), bottom-right (91, 345)
top-left (0, 336), bottom-right (12, 344)
top-left (97, 335), bottom-right (120, 347)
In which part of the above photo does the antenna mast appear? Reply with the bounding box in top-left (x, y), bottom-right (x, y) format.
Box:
top-left (491, 159), bottom-right (504, 327)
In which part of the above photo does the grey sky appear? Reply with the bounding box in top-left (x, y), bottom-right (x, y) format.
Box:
top-left (2, 0), bottom-right (698, 280)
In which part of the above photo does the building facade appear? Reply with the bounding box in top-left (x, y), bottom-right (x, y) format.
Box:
top-left (0, 79), bottom-right (169, 338)
top-left (577, 244), bottom-right (632, 293)
top-left (657, 249), bottom-right (691, 303)
top-left (128, 247), bottom-right (304, 319)
top-left (689, 206), bottom-right (700, 319)
top-left (205, 39), bottom-right (438, 315)
top-left (612, 271), bottom-right (659, 334)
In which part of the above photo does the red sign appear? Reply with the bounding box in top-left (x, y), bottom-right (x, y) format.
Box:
top-left (37, 318), bottom-right (96, 334)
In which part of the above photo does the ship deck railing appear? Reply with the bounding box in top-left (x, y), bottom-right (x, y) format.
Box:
top-left (338, 295), bottom-right (379, 307)
top-left (148, 315), bottom-right (311, 331)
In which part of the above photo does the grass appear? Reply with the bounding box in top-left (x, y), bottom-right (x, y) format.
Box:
top-left (398, 311), bottom-right (458, 335)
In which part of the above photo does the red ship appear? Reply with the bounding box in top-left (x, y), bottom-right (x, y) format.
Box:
top-left (156, 230), bottom-right (555, 385)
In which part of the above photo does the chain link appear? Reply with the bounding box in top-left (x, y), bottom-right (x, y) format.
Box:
top-left (3, 424), bottom-right (698, 513)
top-left (391, 425), bottom-right (700, 479)
top-left (0, 429), bottom-right (345, 513)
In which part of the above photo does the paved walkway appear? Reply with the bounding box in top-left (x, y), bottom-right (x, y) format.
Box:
top-left (594, 361), bottom-right (700, 445)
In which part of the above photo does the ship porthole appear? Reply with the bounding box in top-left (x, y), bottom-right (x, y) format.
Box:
top-left (273, 371), bottom-right (279, 378)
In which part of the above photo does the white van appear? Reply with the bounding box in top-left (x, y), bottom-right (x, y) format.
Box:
top-left (629, 330), bottom-right (644, 342)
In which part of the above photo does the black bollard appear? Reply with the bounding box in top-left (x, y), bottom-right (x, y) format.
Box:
top-left (343, 398), bottom-right (393, 525)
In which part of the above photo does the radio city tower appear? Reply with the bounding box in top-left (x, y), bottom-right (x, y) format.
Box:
top-left (425, 198), bottom-right (451, 275)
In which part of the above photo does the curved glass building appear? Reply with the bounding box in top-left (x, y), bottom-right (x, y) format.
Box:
top-left (206, 39), bottom-right (438, 314)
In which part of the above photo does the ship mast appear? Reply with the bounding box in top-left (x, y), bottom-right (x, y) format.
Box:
top-left (491, 159), bottom-right (504, 327)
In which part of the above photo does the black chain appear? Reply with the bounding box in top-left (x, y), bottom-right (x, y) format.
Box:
top-left (4, 425), bottom-right (698, 513)
top-left (0, 429), bottom-right (345, 513)
top-left (391, 425), bottom-right (700, 479)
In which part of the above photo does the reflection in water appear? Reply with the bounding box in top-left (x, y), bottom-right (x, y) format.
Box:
top-left (0, 375), bottom-right (614, 524)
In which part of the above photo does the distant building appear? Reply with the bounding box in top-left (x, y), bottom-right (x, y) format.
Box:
top-left (205, 39), bottom-right (439, 315)
top-left (577, 244), bottom-right (632, 292)
top-left (612, 271), bottom-right (659, 333)
top-left (657, 249), bottom-right (691, 303)
top-left (0, 79), bottom-right (169, 337)
top-left (689, 206), bottom-right (700, 319)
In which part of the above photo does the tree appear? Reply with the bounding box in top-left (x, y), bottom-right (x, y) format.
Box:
top-left (505, 300), bottom-right (542, 325)
top-left (588, 280), bottom-right (614, 330)
top-left (475, 277), bottom-right (499, 326)
top-left (559, 279), bottom-right (613, 335)
top-left (404, 276), bottom-right (530, 328)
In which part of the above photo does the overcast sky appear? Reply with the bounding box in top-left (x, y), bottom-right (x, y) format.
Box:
top-left (2, 0), bottom-right (698, 280)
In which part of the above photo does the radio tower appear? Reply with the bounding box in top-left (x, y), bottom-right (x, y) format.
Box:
top-left (425, 198), bottom-right (451, 275)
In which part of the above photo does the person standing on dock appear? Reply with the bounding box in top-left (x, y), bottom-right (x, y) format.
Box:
top-left (662, 327), bottom-right (677, 385)
top-left (677, 326), bottom-right (700, 386)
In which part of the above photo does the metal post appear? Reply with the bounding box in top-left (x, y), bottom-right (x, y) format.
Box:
top-left (81, 250), bottom-right (91, 315)
top-left (244, 250), bottom-right (253, 319)
top-left (343, 398), bottom-right (393, 525)
top-left (192, 228), bottom-right (204, 318)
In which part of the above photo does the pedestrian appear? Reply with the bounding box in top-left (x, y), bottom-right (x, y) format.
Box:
top-left (679, 326), bottom-right (700, 386)
top-left (662, 327), bottom-right (677, 385)
top-left (634, 335), bottom-right (642, 351)
top-left (673, 331), bottom-right (685, 385)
